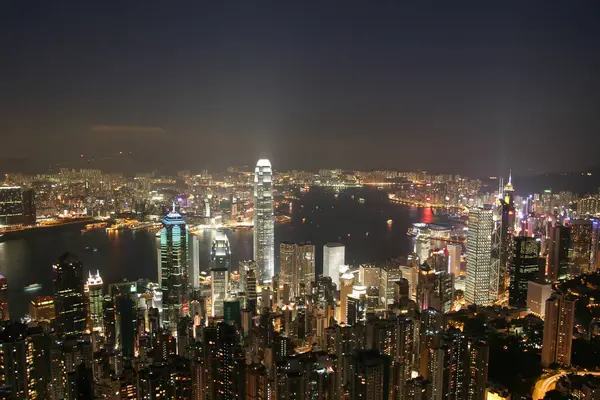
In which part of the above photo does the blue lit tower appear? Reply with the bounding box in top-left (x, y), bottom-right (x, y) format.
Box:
top-left (159, 203), bottom-right (188, 331)
top-left (253, 159), bottom-right (274, 283)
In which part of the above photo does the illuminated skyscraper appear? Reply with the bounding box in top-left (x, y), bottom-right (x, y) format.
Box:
top-left (280, 242), bottom-right (315, 299)
top-left (158, 203), bottom-right (188, 330)
top-left (279, 242), bottom-right (295, 293)
top-left (29, 296), bottom-right (55, 323)
top-left (211, 232), bottom-right (231, 318)
top-left (84, 270), bottom-right (104, 333)
top-left (53, 252), bottom-right (86, 336)
top-left (189, 234), bottom-right (201, 288)
top-left (447, 243), bottom-right (461, 277)
top-left (323, 243), bottom-right (345, 288)
top-left (253, 159), bottom-right (274, 283)
top-left (465, 207), bottom-right (495, 306)
top-left (542, 292), bottom-right (576, 367)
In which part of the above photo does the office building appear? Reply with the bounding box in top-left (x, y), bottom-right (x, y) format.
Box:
top-left (280, 242), bottom-right (316, 299)
top-left (359, 264), bottom-right (381, 286)
top-left (253, 159), bottom-right (275, 283)
top-left (212, 231), bottom-right (231, 271)
top-left (211, 268), bottom-right (229, 318)
top-left (0, 186), bottom-right (23, 226)
top-left (116, 294), bottom-right (136, 359)
top-left (296, 242), bottom-right (315, 297)
top-left (465, 207), bottom-right (495, 306)
top-left (542, 293), bottom-right (576, 367)
top-left (29, 296), bottom-right (55, 323)
top-left (323, 243), bottom-right (345, 288)
top-left (526, 282), bottom-right (552, 317)
top-left (508, 237), bottom-right (543, 308)
top-left (417, 264), bottom-right (454, 313)
top-left (447, 243), bottom-right (461, 276)
top-left (224, 299), bottom-right (242, 327)
top-left (189, 234), bottom-right (201, 288)
top-left (158, 203), bottom-right (188, 330)
top-left (379, 266), bottom-right (402, 306)
top-left (280, 242), bottom-right (295, 293)
top-left (547, 224), bottom-right (571, 282)
top-left (53, 252), bottom-right (86, 336)
top-left (339, 272), bottom-right (355, 324)
top-left (84, 271), bottom-right (104, 333)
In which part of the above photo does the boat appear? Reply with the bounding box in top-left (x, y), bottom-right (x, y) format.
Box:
top-left (81, 222), bottom-right (108, 233)
top-left (387, 219), bottom-right (393, 226)
top-left (24, 283), bottom-right (42, 292)
top-left (358, 198), bottom-right (365, 204)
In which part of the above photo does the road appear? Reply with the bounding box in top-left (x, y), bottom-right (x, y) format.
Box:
top-left (532, 371), bottom-right (600, 400)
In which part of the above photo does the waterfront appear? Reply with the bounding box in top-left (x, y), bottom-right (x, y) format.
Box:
top-left (0, 188), bottom-right (438, 319)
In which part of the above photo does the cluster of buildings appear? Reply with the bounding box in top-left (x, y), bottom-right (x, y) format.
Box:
top-left (1, 160), bottom-right (600, 399)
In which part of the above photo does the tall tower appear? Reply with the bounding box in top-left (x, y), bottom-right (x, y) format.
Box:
top-left (53, 253), bottom-right (86, 336)
top-left (211, 232), bottom-right (231, 318)
top-left (542, 292), bottom-right (576, 367)
top-left (158, 203), bottom-right (188, 331)
top-left (508, 237), bottom-right (543, 308)
top-left (547, 224), bottom-right (571, 282)
top-left (465, 207), bottom-right (495, 306)
top-left (84, 270), bottom-right (104, 334)
top-left (253, 159), bottom-right (274, 283)
top-left (323, 243), bottom-right (345, 288)
top-left (279, 242), bottom-right (295, 293)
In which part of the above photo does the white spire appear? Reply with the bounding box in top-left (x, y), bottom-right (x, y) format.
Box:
top-left (508, 169), bottom-right (512, 185)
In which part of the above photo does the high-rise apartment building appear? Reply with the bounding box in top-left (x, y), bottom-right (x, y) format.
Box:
top-left (351, 350), bottom-right (389, 400)
top-left (465, 207), bottom-right (495, 306)
top-left (527, 282), bottom-right (553, 316)
top-left (53, 252), bottom-right (86, 336)
top-left (253, 159), bottom-right (275, 283)
top-left (508, 237), bottom-right (543, 308)
top-left (323, 243), bottom-right (345, 288)
top-left (158, 204), bottom-right (188, 330)
top-left (542, 292), bottom-right (576, 367)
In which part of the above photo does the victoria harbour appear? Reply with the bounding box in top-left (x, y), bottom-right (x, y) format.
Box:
top-left (0, 188), bottom-right (433, 319)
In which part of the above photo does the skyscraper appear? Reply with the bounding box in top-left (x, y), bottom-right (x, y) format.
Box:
top-left (569, 219), bottom-right (594, 276)
top-left (508, 237), bottom-right (543, 308)
top-left (279, 242), bottom-right (315, 299)
top-left (323, 243), bottom-right (345, 288)
top-left (465, 207), bottom-right (495, 306)
top-left (547, 224), bottom-right (571, 282)
top-left (53, 253), bottom-right (86, 336)
top-left (22, 188), bottom-right (36, 225)
top-left (0, 186), bottom-right (23, 225)
top-left (447, 243), bottom-right (461, 277)
top-left (542, 292), bottom-right (576, 367)
top-left (0, 275), bottom-right (8, 321)
top-left (158, 203), bottom-right (188, 331)
top-left (253, 159), bottom-right (274, 283)
top-left (84, 270), bottom-right (104, 333)
top-left (279, 242), bottom-right (295, 293)
top-left (211, 232), bottom-right (231, 318)
top-left (189, 233), bottom-right (201, 288)
top-left (351, 349), bottom-right (389, 400)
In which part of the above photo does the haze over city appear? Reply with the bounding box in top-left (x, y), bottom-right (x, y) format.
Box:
top-left (1, 2), bottom-right (600, 175)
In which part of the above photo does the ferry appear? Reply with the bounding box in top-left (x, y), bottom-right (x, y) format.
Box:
top-left (24, 283), bottom-right (42, 292)
top-left (358, 198), bottom-right (365, 204)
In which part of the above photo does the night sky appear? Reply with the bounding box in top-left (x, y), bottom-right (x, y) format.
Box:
top-left (1, 2), bottom-right (599, 175)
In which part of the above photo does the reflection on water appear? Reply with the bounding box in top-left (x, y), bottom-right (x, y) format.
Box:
top-left (0, 188), bottom-right (426, 319)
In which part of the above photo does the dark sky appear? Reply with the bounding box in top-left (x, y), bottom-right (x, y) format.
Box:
top-left (1, 2), bottom-right (599, 175)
